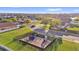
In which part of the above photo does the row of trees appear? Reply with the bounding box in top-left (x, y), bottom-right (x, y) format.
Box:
top-left (25, 16), bottom-right (62, 27)
top-left (41, 17), bottom-right (61, 26)
top-left (0, 18), bottom-right (17, 22)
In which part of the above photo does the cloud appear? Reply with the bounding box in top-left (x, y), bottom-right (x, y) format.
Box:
top-left (47, 8), bottom-right (62, 11)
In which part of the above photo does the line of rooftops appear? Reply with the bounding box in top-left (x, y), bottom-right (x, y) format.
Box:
top-left (0, 15), bottom-right (79, 49)
top-left (0, 14), bottom-right (79, 33)
top-left (0, 22), bottom-right (21, 33)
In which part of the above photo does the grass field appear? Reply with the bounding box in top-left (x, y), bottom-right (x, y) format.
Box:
top-left (0, 27), bottom-right (39, 51)
top-left (57, 40), bottom-right (79, 51)
top-left (67, 27), bottom-right (79, 31)
top-left (0, 26), bottom-right (79, 51)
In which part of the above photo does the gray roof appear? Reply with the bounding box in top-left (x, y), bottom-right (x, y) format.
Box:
top-left (34, 28), bottom-right (64, 38)
top-left (34, 29), bottom-right (46, 35)
top-left (48, 30), bottom-right (64, 36)
top-left (34, 29), bottom-right (55, 37)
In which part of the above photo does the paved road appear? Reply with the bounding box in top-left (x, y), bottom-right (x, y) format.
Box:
top-left (48, 30), bottom-right (79, 37)
top-left (27, 24), bottom-right (79, 37)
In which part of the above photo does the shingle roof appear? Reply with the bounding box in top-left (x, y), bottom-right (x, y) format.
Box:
top-left (0, 22), bottom-right (16, 28)
top-left (34, 29), bottom-right (46, 35)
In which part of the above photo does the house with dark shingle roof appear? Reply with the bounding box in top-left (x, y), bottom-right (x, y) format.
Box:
top-left (0, 22), bottom-right (20, 33)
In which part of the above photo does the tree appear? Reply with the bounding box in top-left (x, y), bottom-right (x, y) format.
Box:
top-left (41, 17), bottom-right (61, 27)
top-left (52, 37), bottom-right (62, 51)
top-left (10, 18), bottom-right (17, 22)
top-left (0, 18), bottom-right (2, 20)
top-left (35, 17), bottom-right (42, 20)
top-left (46, 36), bottom-right (63, 51)
top-left (0, 18), bottom-right (2, 22)
top-left (54, 38), bottom-right (62, 50)
top-left (73, 17), bottom-right (79, 21)
top-left (1, 18), bottom-right (17, 22)
top-left (25, 19), bottom-right (32, 24)
top-left (43, 24), bottom-right (51, 30)
top-left (50, 18), bottom-right (61, 27)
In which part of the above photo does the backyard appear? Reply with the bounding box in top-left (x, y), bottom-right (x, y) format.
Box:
top-left (0, 26), bottom-right (79, 51)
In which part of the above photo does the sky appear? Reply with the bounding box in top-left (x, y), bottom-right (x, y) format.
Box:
top-left (0, 7), bottom-right (79, 13)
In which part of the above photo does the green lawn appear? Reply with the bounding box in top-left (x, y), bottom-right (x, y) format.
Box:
top-left (0, 26), bottom-right (79, 51)
top-left (46, 40), bottom-right (79, 51)
top-left (57, 40), bottom-right (79, 51)
top-left (67, 27), bottom-right (79, 31)
top-left (0, 27), bottom-right (39, 51)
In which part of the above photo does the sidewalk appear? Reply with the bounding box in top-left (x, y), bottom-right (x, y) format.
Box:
top-left (63, 35), bottom-right (79, 43)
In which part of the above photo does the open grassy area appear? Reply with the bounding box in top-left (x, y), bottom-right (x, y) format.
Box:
top-left (67, 27), bottom-right (79, 31)
top-left (45, 40), bottom-right (79, 51)
top-left (0, 27), bottom-right (39, 51)
top-left (57, 40), bottom-right (79, 51)
top-left (0, 26), bottom-right (79, 51)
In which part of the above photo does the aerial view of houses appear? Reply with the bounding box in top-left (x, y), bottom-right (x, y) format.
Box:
top-left (0, 7), bottom-right (79, 51)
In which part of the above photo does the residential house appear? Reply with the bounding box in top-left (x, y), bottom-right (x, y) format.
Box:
top-left (70, 17), bottom-right (79, 26)
top-left (0, 22), bottom-right (20, 33)
top-left (19, 28), bottom-right (53, 49)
